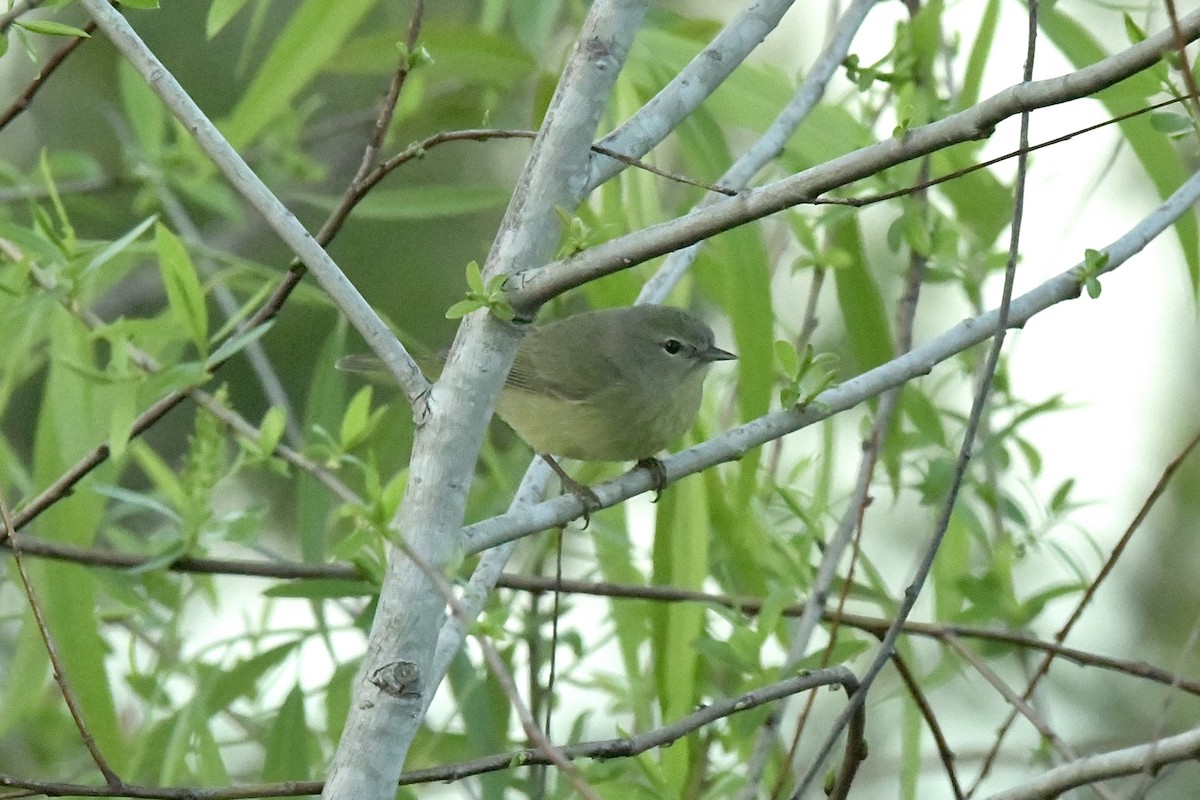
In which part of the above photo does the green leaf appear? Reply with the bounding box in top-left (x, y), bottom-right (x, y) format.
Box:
top-left (445, 298), bottom-right (482, 319)
top-left (206, 320), bottom-right (275, 367)
top-left (223, 0), bottom-right (376, 149)
top-left (37, 149), bottom-right (76, 251)
top-left (1122, 12), bottom-right (1148, 44)
top-left (206, 0), bottom-right (254, 38)
top-left (831, 221), bottom-right (894, 373)
top-left (1039, 6), bottom-right (1200, 291)
top-left (82, 215), bottom-right (158, 277)
top-left (119, 60), bottom-right (166, 160)
top-left (294, 185), bottom-right (509, 220)
top-left (1049, 478), bottom-right (1075, 514)
top-left (340, 385), bottom-right (375, 451)
top-left (774, 339), bottom-right (800, 378)
top-left (696, 223), bottom-right (774, 505)
top-left (203, 642), bottom-right (303, 713)
top-left (651, 474), bottom-right (710, 787)
top-left (154, 223), bottom-right (209, 357)
top-left (15, 19), bottom-right (90, 37)
top-left (465, 260), bottom-right (486, 295)
top-left (902, 388), bottom-right (946, 448)
top-left (298, 316), bottom-right (347, 563)
top-left (263, 579), bottom-right (377, 599)
top-left (256, 407), bottom-right (286, 455)
top-left (264, 684), bottom-right (311, 781)
top-left (1149, 112), bottom-right (1194, 135)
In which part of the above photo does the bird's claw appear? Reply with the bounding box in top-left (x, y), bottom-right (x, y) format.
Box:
top-left (635, 457), bottom-right (668, 502)
top-left (542, 454), bottom-right (602, 527)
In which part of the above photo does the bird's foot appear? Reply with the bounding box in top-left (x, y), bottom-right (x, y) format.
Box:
top-left (541, 454), bottom-right (601, 527)
top-left (635, 457), bottom-right (668, 502)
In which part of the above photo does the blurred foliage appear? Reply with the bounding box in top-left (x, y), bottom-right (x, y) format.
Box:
top-left (0, 1), bottom-right (1199, 799)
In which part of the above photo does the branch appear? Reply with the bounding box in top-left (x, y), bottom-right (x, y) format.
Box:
top-left (510, 9), bottom-right (1200, 310)
top-left (588, 0), bottom-right (804, 189)
top-left (640, 0), bottom-right (876, 300)
top-left (77, 0), bottom-right (426, 407)
top-left (0, 499), bottom-right (120, 786)
top-left (9, 533), bottom-right (1196, 699)
top-left (0, 668), bottom-right (858, 799)
top-left (464, 164), bottom-right (1200, 546)
top-left (983, 726), bottom-right (1200, 800)
top-left (321, 4), bottom-right (647, 798)
top-left (0, 19), bottom-right (96, 131)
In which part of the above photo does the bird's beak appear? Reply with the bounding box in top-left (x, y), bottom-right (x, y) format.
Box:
top-left (702, 345), bottom-right (737, 362)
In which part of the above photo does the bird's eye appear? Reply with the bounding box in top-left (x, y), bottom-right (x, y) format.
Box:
top-left (662, 339), bottom-right (683, 355)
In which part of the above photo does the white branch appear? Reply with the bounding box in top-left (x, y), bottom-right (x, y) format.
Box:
top-left (641, 0), bottom-right (877, 301)
top-left (321, 3), bottom-right (647, 798)
top-left (78, 0), bottom-right (427, 407)
top-left (985, 726), bottom-right (1200, 800)
top-left (588, 0), bottom-right (802, 189)
top-left (513, 8), bottom-right (1200, 310)
top-left (466, 165), bottom-right (1200, 551)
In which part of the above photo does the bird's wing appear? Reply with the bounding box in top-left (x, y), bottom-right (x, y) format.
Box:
top-left (505, 324), bottom-right (621, 402)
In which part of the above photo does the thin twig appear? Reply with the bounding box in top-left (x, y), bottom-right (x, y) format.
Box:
top-left (397, 543), bottom-right (602, 800)
top-left (0, 19), bottom-right (97, 131)
top-left (968, 426), bottom-right (1200, 794)
top-left (1164, 0), bottom-right (1200, 121)
top-left (7, 531), bottom-right (1196, 702)
top-left (889, 651), bottom-right (966, 800)
top-left (791, 2), bottom-right (1042, 792)
top-left (0, 668), bottom-right (860, 799)
top-left (0, 497), bottom-right (121, 786)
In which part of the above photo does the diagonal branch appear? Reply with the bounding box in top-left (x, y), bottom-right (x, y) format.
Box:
top-left (588, 0), bottom-right (805, 188)
top-left (78, 0), bottom-right (426, 406)
top-left (465, 164), bottom-right (1200, 546)
top-left (510, 9), bottom-right (1200, 311)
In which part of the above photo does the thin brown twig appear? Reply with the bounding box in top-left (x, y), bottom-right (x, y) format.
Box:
top-left (889, 651), bottom-right (966, 800)
top-left (4, 533), bottom-right (1199, 698)
top-left (968, 426), bottom-right (1200, 795)
top-left (0, 498), bottom-right (121, 786)
top-left (0, 668), bottom-right (859, 799)
top-left (590, 142), bottom-right (738, 195)
top-left (0, 19), bottom-right (97, 131)
top-left (812, 96), bottom-right (1186, 211)
top-left (1164, 0), bottom-right (1200, 122)
top-left (944, 636), bottom-right (1121, 800)
top-left (397, 542), bottom-right (602, 800)
top-left (352, 0), bottom-right (425, 182)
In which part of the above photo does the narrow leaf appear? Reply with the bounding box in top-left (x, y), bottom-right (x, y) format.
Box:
top-left (154, 224), bottom-right (208, 356)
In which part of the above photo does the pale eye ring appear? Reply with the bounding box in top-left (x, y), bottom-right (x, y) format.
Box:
top-left (662, 339), bottom-right (683, 355)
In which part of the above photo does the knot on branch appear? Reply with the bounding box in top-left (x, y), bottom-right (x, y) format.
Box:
top-left (370, 660), bottom-right (422, 699)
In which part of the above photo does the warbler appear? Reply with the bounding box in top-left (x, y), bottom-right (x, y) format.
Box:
top-left (339, 305), bottom-right (735, 511)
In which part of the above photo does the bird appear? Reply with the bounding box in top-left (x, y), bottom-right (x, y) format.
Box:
top-left (340, 304), bottom-right (736, 515)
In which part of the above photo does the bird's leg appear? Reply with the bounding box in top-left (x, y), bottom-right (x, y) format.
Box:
top-left (541, 454), bottom-right (601, 525)
top-left (635, 457), bottom-right (668, 502)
